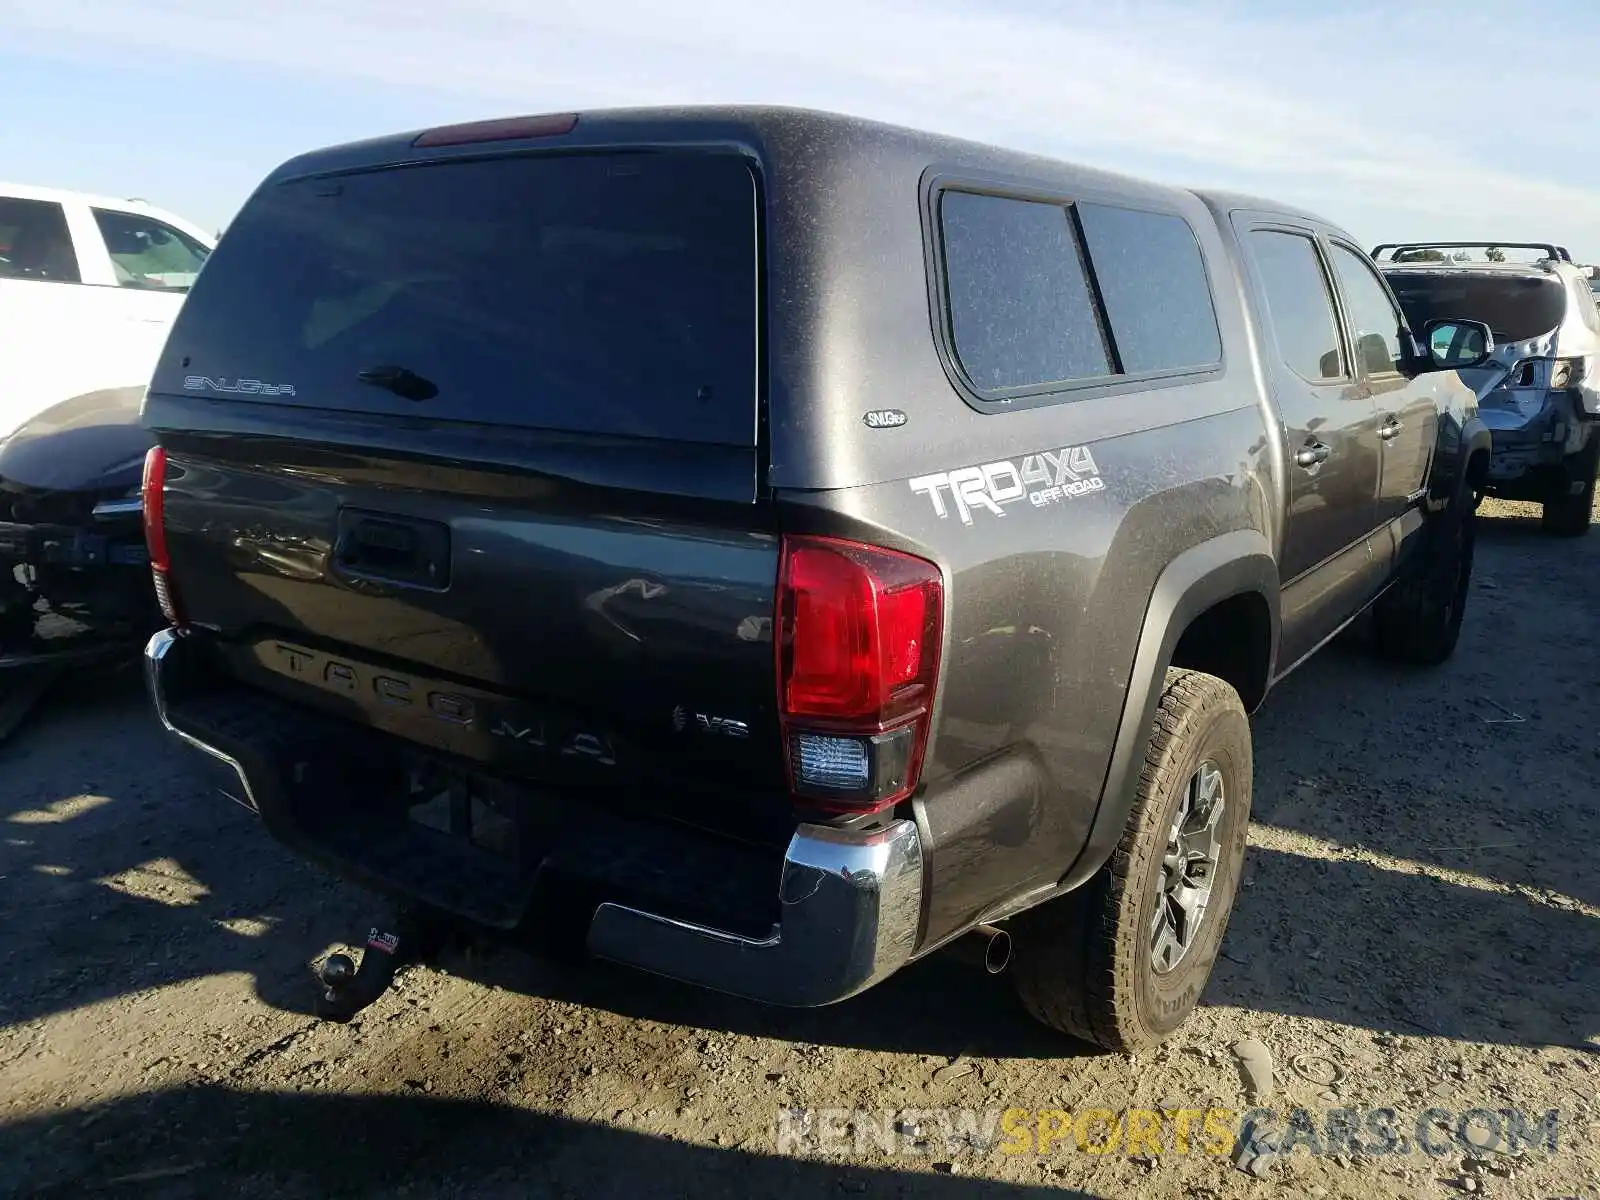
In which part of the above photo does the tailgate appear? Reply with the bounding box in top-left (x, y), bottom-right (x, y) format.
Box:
top-left (154, 426), bottom-right (788, 844)
top-left (144, 143), bottom-right (791, 843)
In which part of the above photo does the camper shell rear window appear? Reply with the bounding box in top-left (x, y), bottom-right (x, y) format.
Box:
top-left (152, 151), bottom-right (760, 446)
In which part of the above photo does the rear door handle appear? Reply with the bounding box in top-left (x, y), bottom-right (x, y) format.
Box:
top-left (1378, 417), bottom-right (1404, 441)
top-left (332, 509), bottom-right (452, 590)
top-left (1295, 441), bottom-right (1331, 469)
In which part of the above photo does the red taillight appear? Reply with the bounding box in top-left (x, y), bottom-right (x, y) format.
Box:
top-left (142, 447), bottom-right (183, 627)
top-left (777, 535), bottom-right (943, 814)
top-left (412, 112), bottom-right (579, 148)
top-left (141, 447), bottom-right (168, 568)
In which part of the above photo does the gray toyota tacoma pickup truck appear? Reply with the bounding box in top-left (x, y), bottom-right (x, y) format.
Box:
top-left (140, 107), bottom-right (1492, 1052)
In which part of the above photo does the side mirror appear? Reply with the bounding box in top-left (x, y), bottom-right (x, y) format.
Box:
top-left (1421, 318), bottom-right (1494, 371)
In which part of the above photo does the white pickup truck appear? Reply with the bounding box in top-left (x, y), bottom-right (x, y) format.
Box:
top-left (0, 183), bottom-right (214, 439)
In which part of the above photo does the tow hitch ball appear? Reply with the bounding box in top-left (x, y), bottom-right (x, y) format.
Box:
top-left (314, 915), bottom-right (438, 1022)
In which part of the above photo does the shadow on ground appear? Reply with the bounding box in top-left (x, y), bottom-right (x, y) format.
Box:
top-left (0, 1082), bottom-right (1095, 1200)
top-left (1247, 504), bottom-right (1598, 901)
top-left (0, 666), bottom-right (372, 1029)
top-left (1206, 845), bottom-right (1598, 1050)
top-left (0, 664), bottom-right (1079, 1061)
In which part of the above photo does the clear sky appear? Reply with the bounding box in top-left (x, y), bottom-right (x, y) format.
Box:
top-left (3, 0), bottom-right (1598, 258)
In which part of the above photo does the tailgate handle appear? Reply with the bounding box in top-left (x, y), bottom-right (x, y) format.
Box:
top-left (333, 510), bottom-right (452, 590)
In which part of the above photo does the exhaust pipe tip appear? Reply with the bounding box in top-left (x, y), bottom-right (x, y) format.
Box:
top-left (981, 927), bottom-right (1012, 975)
top-left (947, 923), bottom-right (1012, 975)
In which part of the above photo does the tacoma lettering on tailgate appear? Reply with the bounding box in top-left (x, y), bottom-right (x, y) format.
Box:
top-left (260, 640), bottom-right (619, 768)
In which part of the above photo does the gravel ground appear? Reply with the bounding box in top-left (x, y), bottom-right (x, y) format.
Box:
top-left (1, 498), bottom-right (1596, 1200)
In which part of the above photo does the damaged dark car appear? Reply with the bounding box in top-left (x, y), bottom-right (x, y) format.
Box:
top-left (0, 386), bottom-right (158, 675)
top-left (1377, 242), bottom-right (1600, 536)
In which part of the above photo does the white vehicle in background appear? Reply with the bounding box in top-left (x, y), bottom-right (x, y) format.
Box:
top-left (0, 185), bottom-right (213, 675)
top-left (0, 184), bottom-right (214, 440)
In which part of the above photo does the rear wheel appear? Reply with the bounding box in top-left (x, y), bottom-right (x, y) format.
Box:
top-left (1541, 443), bottom-right (1598, 538)
top-left (1373, 501), bottom-right (1475, 666)
top-left (1009, 669), bottom-right (1251, 1055)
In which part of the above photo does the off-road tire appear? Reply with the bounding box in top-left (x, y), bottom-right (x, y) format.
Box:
top-left (1009, 669), bottom-right (1251, 1055)
top-left (1373, 503), bottom-right (1476, 666)
top-left (1541, 444), bottom-right (1598, 537)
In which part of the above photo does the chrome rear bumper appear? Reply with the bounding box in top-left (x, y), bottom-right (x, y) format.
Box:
top-left (587, 819), bottom-right (923, 1006)
top-left (145, 628), bottom-right (258, 811)
top-left (144, 626), bottom-right (926, 1006)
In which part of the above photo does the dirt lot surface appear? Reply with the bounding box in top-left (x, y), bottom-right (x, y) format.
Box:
top-left (2, 499), bottom-right (1596, 1200)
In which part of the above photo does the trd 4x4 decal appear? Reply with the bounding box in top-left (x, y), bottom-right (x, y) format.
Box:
top-left (909, 446), bottom-right (1103, 524)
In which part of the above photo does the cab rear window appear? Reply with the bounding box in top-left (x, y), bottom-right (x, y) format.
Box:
top-left (153, 152), bottom-right (759, 446)
top-left (936, 190), bottom-right (1221, 399)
